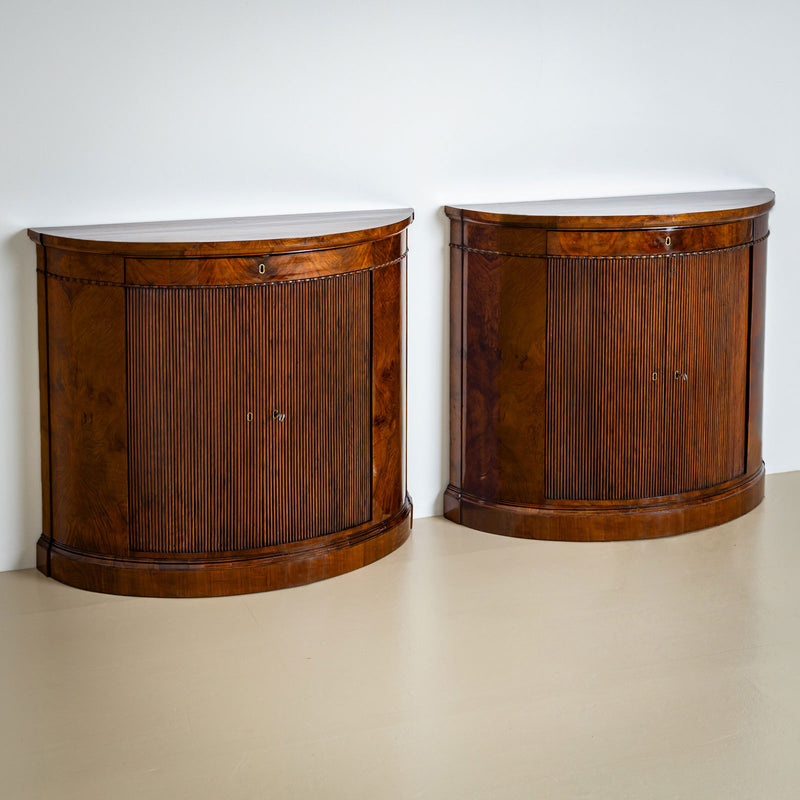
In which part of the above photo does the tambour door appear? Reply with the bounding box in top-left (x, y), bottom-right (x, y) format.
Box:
top-left (545, 256), bottom-right (669, 501)
top-left (126, 271), bottom-right (372, 553)
top-left (545, 247), bottom-right (751, 502)
top-left (661, 249), bottom-right (750, 494)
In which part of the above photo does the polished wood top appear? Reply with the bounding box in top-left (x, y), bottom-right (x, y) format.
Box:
top-left (445, 189), bottom-right (774, 229)
top-left (29, 208), bottom-right (414, 256)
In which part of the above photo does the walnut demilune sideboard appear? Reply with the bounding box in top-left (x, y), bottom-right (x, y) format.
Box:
top-left (445, 189), bottom-right (773, 540)
top-left (30, 208), bottom-right (413, 596)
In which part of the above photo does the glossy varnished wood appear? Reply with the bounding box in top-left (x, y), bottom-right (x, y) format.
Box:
top-left (372, 258), bottom-right (407, 521)
top-left (446, 189), bottom-right (772, 541)
top-left (746, 216), bottom-right (769, 476)
top-left (545, 256), bottom-right (668, 501)
top-left (446, 188), bottom-right (774, 229)
top-left (127, 275), bottom-right (372, 553)
top-left (547, 220), bottom-right (752, 257)
top-left (29, 208), bottom-right (414, 257)
top-left (662, 250), bottom-right (750, 493)
top-left (31, 209), bottom-right (413, 595)
top-left (46, 275), bottom-right (129, 556)
top-left (38, 504), bottom-right (412, 598)
top-left (35, 248), bottom-right (51, 547)
top-left (453, 468), bottom-right (765, 542)
top-left (124, 235), bottom-right (404, 286)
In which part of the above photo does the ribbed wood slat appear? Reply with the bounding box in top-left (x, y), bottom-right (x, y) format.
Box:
top-left (127, 273), bottom-right (371, 553)
top-left (546, 251), bottom-right (749, 502)
top-left (663, 250), bottom-right (748, 493)
top-left (546, 257), bottom-right (668, 501)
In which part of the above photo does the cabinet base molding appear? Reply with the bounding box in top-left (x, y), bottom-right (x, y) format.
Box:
top-left (36, 497), bottom-right (412, 597)
top-left (444, 468), bottom-right (764, 542)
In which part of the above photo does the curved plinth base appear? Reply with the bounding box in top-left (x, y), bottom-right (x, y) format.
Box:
top-left (444, 468), bottom-right (765, 541)
top-left (37, 498), bottom-right (412, 597)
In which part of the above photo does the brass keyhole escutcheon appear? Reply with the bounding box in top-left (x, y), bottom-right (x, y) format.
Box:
top-left (258, 263), bottom-right (266, 274)
top-left (665, 235), bottom-right (671, 246)
top-left (652, 372), bottom-right (658, 381)
top-left (246, 412), bottom-right (254, 422)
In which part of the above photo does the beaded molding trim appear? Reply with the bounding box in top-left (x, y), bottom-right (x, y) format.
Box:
top-left (450, 234), bottom-right (769, 261)
top-left (37, 252), bottom-right (408, 289)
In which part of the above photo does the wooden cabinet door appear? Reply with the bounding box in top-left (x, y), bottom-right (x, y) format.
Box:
top-left (546, 257), bottom-right (668, 501)
top-left (662, 250), bottom-right (750, 493)
top-left (127, 273), bottom-right (372, 553)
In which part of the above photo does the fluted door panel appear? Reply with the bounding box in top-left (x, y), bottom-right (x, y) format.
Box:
top-left (663, 250), bottom-right (749, 493)
top-left (127, 273), bottom-right (372, 553)
top-left (546, 257), bottom-right (668, 501)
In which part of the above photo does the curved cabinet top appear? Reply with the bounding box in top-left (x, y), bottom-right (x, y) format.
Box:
top-left (28, 207), bottom-right (414, 257)
top-left (445, 189), bottom-right (774, 230)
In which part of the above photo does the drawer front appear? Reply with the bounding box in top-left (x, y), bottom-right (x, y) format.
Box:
top-left (547, 221), bottom-right (752, 257)
top-left (125, 235), bottom-right (404, 286)
top-left (126, 255), bottom-right (272, 285)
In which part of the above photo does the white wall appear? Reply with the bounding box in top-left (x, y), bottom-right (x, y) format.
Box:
top-left (1, 0), bottom-right (798, 571)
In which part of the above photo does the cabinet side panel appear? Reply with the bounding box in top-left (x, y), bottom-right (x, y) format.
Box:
top-left (372, 259), bottom-right (406, 521)
top-left (546, 257), bottom-right (667, 501)
top-left (47, 276), bottom-right (129, 554)
top-left (663, 250), bottom-right (749, 493)
top-left (127, 274), bottom-right (372, 553)
top-left (449, 221), bottom-right (464, 495)
top-left (36, 252), bottom-right (51, 541)
top-left (746, 237), bottom-right (768, 474)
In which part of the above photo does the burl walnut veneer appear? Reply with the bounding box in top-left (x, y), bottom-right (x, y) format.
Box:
top-left (30, 208), bottom-right (413, 596)
top-left (445, 189), bottom-right (774, 540)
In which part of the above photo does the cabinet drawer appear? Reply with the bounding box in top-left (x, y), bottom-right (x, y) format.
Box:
top-left (125, 236), bottom-right (403, 286)
top-left (547, 221), bottom-right (752, 257)
top-left (126, 255), bottom-right (271, 285)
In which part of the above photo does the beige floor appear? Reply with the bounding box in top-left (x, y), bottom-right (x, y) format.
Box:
top-left (2, 473), bottom-right (800, 799)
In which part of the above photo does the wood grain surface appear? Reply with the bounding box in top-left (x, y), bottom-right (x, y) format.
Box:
top-left (446, 189), bottom-right (772, 540)
top-left (445, 188), bottom-right (774, 229)
top-left (33, 210), bottom-right (413, 595)
top-left (29, 208), bottom-right (414, 257)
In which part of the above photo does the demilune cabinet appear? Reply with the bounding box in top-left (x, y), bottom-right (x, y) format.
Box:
top-left (30, 208), bottom-right (413, 596)
top-left (445, 189), bottom-right (773, 540)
